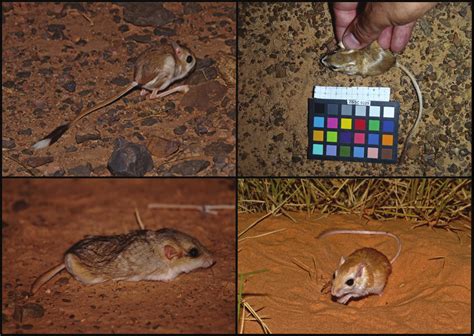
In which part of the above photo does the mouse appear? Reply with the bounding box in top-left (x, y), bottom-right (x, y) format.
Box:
top-left (30, 228), bottom-right (214, 295)
top-left (317, 229), bottom-right (402, 305)
top-left (32, 41), bottom-right (196, 150)
top-left (320, 41), bottom-right (423, 163)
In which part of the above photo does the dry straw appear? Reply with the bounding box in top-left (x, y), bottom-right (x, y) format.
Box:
top-left (238, 178), bottom-right (471, 232)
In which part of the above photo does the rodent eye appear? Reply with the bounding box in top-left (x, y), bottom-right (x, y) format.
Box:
top-left (332, 273), bottom-right (335, 279)
top-left (186, 55), bottom-right (193, 64)
top-left (345, 279), bottom-right (354, 286)
top-left (188, 247), bottom-right (200, 258)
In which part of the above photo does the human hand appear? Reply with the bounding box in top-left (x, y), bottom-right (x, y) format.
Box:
top-left (332, 2), bottom-right (437, 53)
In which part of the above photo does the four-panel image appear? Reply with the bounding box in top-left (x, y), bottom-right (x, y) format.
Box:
top-left (1, 1), bottom-right (472, 335)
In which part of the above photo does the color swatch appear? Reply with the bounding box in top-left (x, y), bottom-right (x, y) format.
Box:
top-left (308, 98), bottom-right (400, 163)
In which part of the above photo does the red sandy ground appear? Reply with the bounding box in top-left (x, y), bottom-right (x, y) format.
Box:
top-left (238, 212), bottom-right (471, 334)
top-left (2, 179), bottom-right (235, 333)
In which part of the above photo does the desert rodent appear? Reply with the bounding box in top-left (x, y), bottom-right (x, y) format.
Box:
top-left (30, 228), bottom-right (214, 295)
top-left (320, 41), bottom-right (423, 163)
top-left (32, 41), bottom-right (196, 150)
top-left (318, 229), bottom-right (401, 305)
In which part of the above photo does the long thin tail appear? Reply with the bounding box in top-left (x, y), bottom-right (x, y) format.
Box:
top-left (30, 263), bottom-right (66, 295)
top-left (32, 82), bottom-right (138, 150)
top-left (318, 230), bottom-right (402, 264)
top-left (397, 62), bottom-right (423, 164)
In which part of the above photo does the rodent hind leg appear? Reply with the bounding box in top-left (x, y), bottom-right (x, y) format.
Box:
top-left (148, 85), bottom-right (189, 100)
top-left (140, 89), bottom-right (150, 96)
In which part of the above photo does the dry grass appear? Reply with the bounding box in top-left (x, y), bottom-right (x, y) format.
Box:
top-left (238, 178), bottom-right (471, 231)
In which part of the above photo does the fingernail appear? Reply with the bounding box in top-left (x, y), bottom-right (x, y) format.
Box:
top-left (343, 33), bottom-right (361, 49)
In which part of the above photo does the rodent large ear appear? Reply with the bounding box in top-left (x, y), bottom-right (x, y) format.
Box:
top-left (339, 256), bottom-right (346, 266)
top-left (164, 244), bottom-right (182, 260)
top-left (355, 262), bottom-right (367, 278)
top-left (171, 41), bottom-right (182, 57)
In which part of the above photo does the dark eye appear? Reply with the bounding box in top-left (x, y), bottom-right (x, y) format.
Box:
top-left (188, 247), bottom-right (199, 258)
top-left (186, 55), bottom-right (193, 63)
top-left (332, 273), bottom-right (335, 279)
top-left (345, 279), bottom-right (354, 286)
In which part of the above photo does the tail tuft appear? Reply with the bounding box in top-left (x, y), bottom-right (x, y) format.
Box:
top-left (32, 124), bottom-right (70, 150)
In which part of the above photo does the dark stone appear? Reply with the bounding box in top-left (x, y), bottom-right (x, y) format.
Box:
top-left (25, 156), bottom-right (54, 168)
top-left (118, 24), bottom-right (129, 33)
top-left (120, 3), bottom-right (175, 27)
top-left (18, 128), bottom-right (32, 136)
top-left (164, 101), bottom-right (175, 112)
top-left (113, 15), bottom-right (121, 23)
top-left (183, 2), bottom-right (202, 14)
top-left (195, 123), bottom-right (208, 135)
top-left (16, 71), bottom-right (31, 79)
top-left (63, 81), bottom-right (76, 92)
top-left (47, 24), bottom-right (66, 40)
top-left (169, 160), bottom-right (210, 176)
top-left (447, 164), bottom-right (458, 174)
top-left (110, 76), bottom-right (130, 86)
top-left (65, 145), bottom-right (78, 152)
top-left (2, 138), bottom-right (16, 149)
top-left (181, 81), bottom-right (227, 111)
top-left (75, 133), bottom-right (101, 144)
top-left (33, 108), bottom-right (45, 117)
top-left (3, 80), bottom-right (15, 88)
top-left (153, 27), bottom-right (176, 36)
top-left (39, 68), bottom-right (53, 76)
top-left (107, 138), bottom-right (154, 176)
top-left (173, 125), bottom-right (187, 135)
top-left (67, 163), bottom-right (93, 176)
top-left (195, 57), bottom-right (215, 71)
top-left (204, 141), bottom-right (234, 156)
top-left (12, 200), bottom-right (29, 212)
top-left (141, 117), bottom-right (158, 126)
top-left (22, 303), bottom-right (45, 319)
top-left (127, 34), bottom-right (152, 43)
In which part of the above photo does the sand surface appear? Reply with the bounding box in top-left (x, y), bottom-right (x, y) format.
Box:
top-left (2, 179), bottom-right (235, 333)
top-left (238, 212), bottom-right (471, 333)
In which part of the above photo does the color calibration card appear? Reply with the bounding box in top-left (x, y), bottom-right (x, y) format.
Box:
top-left (308, 87), bottom-right (400, 163)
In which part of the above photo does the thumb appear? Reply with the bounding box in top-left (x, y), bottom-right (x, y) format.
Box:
top-left (342, 5), bottom-right (388, 49)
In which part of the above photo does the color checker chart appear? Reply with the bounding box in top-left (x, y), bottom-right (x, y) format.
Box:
top-left (308, 98), bottom-right (400, 163)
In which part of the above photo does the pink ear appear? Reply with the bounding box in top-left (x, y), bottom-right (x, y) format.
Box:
top-left (355, 263), bottom-right (366, 278)
top-left (164, 245), bottom-right (178, 260)
top-left (171, 41), bottom-right (182, 57)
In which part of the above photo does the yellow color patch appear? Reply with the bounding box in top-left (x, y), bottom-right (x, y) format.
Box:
top-left (382, 134), bottom-right (393, 146)
top-left (341, 118), bottom-right (352, 129)
top-left (313, 130), bottom-right (324, 142)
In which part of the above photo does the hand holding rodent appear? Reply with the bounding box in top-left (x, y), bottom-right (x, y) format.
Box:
top-left (31, 228), bottom-right (214, 295)
top-left (320, 40), bottom-right (423, 163)
top-left (333, 2), bottom-right (437, 52)
top-left (33, 41), bottom-right (196, 150)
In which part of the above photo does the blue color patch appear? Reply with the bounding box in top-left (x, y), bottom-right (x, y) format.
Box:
top-left (326, 145), bottom-right (337, 156)
top-left (382, 120), bottom-right (394, 132)
top-left (314, 116), bottom-right (325, 128)
top-left (353, 146), bottom-right (365, 158)
top-left (368, 133), bottom-right (380, 145)
top-left (312, 144), bottom-right (323, 155)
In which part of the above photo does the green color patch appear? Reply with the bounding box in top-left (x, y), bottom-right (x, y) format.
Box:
top-left (340, 146), bottom-right (350, 157)
top-left (326, 131), bottom-right (338, 142)
top-left (369, 120), bottom-right (380, 131)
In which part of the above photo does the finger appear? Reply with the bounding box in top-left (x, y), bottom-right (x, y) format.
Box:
top-left (332, 2), bottom-right (358, 42)
top-left (377, 26), bottom-right (393, 50)
top-left (343, 3), bottom-right (392, 49)
top-left (390, 22), bottom-right (416, 53)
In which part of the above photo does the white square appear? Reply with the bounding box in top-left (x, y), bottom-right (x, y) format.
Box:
top-left (355, 105), bottom-right (366, 116)
top-left (369, 106), bottom-right (380, 117)
top-left (383, 106), bottom-right (395, 118)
